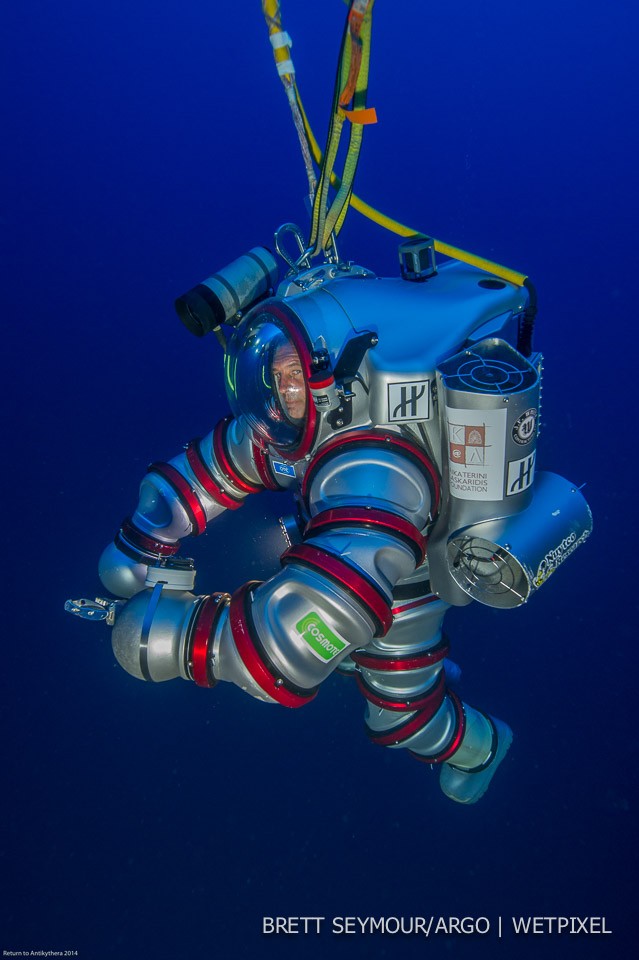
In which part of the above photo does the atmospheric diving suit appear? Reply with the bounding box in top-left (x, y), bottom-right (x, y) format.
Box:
top-left (93, 239), bottom-right (592, 804)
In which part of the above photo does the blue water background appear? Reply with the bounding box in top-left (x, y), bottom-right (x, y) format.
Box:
top-left (2, 1), bottom-right (636, 957)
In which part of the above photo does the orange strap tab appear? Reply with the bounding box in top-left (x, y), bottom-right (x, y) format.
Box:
top-left (339, 1), bottom-right (371, 108)
top-left (340, 106), bottom-right (377, 125)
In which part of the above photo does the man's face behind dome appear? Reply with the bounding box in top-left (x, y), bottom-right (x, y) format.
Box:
top-left (271, 343), bottom-right (307, 421)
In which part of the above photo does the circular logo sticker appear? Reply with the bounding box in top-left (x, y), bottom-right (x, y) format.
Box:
top-left (513, 408), bottom-right (537, 445)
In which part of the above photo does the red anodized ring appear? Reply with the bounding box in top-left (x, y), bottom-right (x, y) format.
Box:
top-left (229, 582), bottom-right (318, 709)
top-left (213, 418), bottom-right (263, 495)
top-left (185, 440), bottom-right (244, 510)
top-left (120, 518), bottom-right (179, 557)
top-left (409, 690), bottom-right (467, 765)
top-left (251, 441), bottom-right (280, 491)
top-left (148, 461), bottom-right (207, 536)
top-left (301, 429), bottom-right (441, 515)
top-left (304, 506), bottom-right (426, 565)
top-left (355, 670), bottom-right (446, 712)
top-left (281, 543), bottom-right (393, 637)
top-left (190, 593), bottom-right (230, 687)
top-left (351, 637), bottom-right (449, 672)
top-left (391, 595), bottom-right (441, 615)
top-left (367, 701), bottom-right (443, 748)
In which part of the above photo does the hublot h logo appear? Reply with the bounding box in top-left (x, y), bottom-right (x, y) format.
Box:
top-left (388, 380), bottom-right (430, 422)
top-left (507, 451), bottom-right (536, 496)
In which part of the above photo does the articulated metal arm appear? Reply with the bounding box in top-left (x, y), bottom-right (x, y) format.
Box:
top-left (106, 431), bottom-right (439, 708)
top-left (98, 416), bottom-right (265, 598)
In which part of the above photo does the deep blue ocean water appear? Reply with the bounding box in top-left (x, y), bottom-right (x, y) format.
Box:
top-left (2, 1), bottom-right (636, 958)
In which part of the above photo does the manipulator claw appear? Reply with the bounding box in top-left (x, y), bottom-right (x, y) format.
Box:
top-left (64, 597), bottom-right (124, 626)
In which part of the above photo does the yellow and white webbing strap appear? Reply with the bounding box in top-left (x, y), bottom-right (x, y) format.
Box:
top-left (307, 0), bottom-right (377, 257)
top-left (261, 0), bottom-right (316, 202)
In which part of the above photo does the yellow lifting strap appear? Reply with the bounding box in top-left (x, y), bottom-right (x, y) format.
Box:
top-left (308, 0), bottom-right (377, 257)
top-left (296, 91), bottom-right (528, 288)
top-left (261, 2), bottom-right (528, 289)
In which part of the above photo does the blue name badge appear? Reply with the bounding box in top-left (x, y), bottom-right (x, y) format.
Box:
top-left (272, 460), bottom-right (296, 478)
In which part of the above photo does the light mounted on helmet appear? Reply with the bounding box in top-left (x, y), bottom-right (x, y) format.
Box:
top-left (174, 246), bottom-right (279, 341)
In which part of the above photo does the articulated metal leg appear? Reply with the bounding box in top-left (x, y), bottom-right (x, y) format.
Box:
top-left (352, 583), bottom-right (512, 804)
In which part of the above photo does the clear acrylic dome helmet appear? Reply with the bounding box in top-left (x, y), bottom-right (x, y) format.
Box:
top-left (223, 303), bottom-right (318, 459)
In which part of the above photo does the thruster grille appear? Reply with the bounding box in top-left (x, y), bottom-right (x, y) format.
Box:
top-left (438, 340), bottom-right (538, 395)
top-left (447, 535), bottom-right (530, 609)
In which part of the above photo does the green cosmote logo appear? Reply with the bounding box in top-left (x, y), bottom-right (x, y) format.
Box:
top-left (296, 612), bottom-right (347, 662)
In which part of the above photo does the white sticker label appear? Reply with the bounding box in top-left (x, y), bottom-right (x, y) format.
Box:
top-left (446, 406), bottom-right (507, 500)
top-left (506, 451), bottom-right (536, 496)
top-left (387, 380), bottom-right (430, 421)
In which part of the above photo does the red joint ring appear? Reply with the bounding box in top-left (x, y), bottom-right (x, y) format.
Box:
top-left (351, 637), bottom-right (449, 672)
top-left (391, 595), bottom-right (441, 615)
top-left (190, 593), bottom-right (229, 687)
top-left (147, 462), bottom-right (207, 536)
top-left (252, 442), bottom-right (280, 491)
top-left (213, 418), bottom-right (263, 495)
top-left (409, 691), bottom-right (467, 765)
top-left (281, 543), bottom-right (393, 638)
top-left (301, 429), bottom-right (440, 516)
top-left (120, 518), bottom-right (179, 557)
top-left (366, 684), bottom-right (447, 747)
top-left (355, 670), bottom-right (445, 712)
top-left (185, 440), bottom-right (244, 510)
top-left (304, 506), bottom-right (426, 565)
top-left (229, 582), bottom-right (318, 709)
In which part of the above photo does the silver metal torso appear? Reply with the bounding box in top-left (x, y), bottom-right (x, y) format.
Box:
top-left (253, 260), bottom-right (590, 613)
top-left (100, 254), bottom-right (591, 746)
